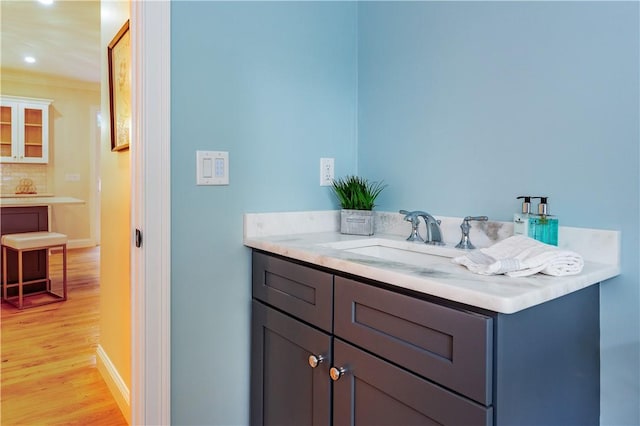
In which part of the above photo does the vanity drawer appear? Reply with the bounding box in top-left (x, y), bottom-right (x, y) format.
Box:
top-left (334, 276), bottom-right (493, 406)
top-left (252, 251), bottom-right (333, 332)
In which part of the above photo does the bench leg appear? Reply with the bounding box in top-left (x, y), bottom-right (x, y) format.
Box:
top-left (18, 249), bottom-right (23, 309)
top-left (2, 246), bottom-right (7, 302)
top-left (62, 244), bottom-right (67, 301)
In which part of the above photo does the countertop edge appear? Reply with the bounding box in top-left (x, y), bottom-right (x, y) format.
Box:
top-left (244, 236), bottom-right (619, 314)
top-left (0, 197), bottom-right (85, 207)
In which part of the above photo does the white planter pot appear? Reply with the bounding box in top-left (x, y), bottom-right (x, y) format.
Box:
top-left (340, 209), bottom-right (374, 236)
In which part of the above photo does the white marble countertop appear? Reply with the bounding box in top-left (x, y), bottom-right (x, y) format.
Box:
top-left (0, 196), bottom-right (85, 207)
top-left (244, 211), bottom-right (621, 314)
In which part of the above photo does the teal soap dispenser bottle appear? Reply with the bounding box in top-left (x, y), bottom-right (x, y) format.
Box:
top-left (528, 197), bottom-right (559, 246)
top-left (514, 196), bottom-right (532, 237)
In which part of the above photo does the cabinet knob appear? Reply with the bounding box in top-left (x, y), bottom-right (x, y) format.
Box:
top-left (308, 354), bottom-right (324, 369)
top-left (330, 366), bottom-right (346, 381)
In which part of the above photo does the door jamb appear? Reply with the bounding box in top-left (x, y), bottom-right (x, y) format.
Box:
top-left (130, 2), bottom-right (171, 425)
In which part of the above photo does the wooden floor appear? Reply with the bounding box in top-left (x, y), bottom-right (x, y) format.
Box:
top-left (0, 247), bottom-right (128, 425)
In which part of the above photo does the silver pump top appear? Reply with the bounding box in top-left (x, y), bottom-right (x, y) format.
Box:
top-left (537, 196), bottom-right (549, 215)
top-left (517, 196), bottom-right (531, 214)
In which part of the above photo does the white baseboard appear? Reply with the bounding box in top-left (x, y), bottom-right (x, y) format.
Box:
top-left (97, 344), bottom-right (131, 424)
top-left (68, 238), bottom-right (96, 249)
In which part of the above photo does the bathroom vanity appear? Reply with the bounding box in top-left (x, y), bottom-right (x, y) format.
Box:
top-left (245, 211), bottom-right (620, 426)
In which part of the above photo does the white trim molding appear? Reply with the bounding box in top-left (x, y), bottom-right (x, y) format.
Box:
top-left (130, 2), bottom-right (171, 425)
top-left (67, 238), bottom-right (97, 249)
top-left (97, 344), bottom-right (131, 418)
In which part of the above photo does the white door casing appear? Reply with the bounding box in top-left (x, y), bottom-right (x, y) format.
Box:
top-left (130, 2), bottom-right (171, 425)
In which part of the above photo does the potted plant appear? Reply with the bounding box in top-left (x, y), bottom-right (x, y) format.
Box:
top-left (331, 175), bottom-right (386, 236)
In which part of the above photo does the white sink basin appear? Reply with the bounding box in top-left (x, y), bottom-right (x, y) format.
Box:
top-left (318, 238), bottom-right (469, 267)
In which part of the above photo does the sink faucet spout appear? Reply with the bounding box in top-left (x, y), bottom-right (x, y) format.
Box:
top-left (417, 212), bottom-right (443, 245)
top-left (399, 210), bottom-right (443, 245)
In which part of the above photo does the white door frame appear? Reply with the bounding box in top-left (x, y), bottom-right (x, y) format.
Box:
top-left (90, 105), bottom-right (101, 246)
top-left (130, 2), bottom-right (171, 425)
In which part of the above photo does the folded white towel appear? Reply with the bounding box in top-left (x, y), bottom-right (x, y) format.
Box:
top-left (452, 235), bottom-right (584, 277)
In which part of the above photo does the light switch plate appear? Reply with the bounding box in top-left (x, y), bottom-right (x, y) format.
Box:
top-left (197, 150), bottom-right (229, 185)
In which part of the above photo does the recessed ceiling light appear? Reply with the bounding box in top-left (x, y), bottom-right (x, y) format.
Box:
top-left (38, 0), bottom-right (54, 5)
top-left (24, 56), bottom-right (36, 64)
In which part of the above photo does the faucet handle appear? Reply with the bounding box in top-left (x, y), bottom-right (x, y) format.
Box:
top-left (464, 216), bottom-right (488, 223)
top-left (455, 216), bottom-right (488, 250)
top-left (399, 210), bottom-right (424, 242)
top-left (399, 210), bottom-right (417, 222)
top-left (399, 210), bottom-right (417, 220)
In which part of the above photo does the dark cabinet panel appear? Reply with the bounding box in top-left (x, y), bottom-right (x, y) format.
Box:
top-left (332, 339), bottom-right (492, 426)
top-left (335, 276), bottom-right (493, 405)
top-left (253, 251), bottom-right (333, 332)
top-left (1, 206), bottom-right (48, 233)
top-left (251, 251), bottom-right (600, 426)
top-left (1, 206), bottom-right (48, 292)
top-left (251, 300), bottom-right (331, 426)
top-left (493, 284), bottom-right (600, 426)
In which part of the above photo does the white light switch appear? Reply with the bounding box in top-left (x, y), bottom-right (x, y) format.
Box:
top-left (197, 151), bottom-right (229, 185)
top-left (203, 158), bottom-right (213, 178)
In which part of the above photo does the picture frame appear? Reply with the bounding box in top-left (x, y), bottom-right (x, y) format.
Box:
top-left (107, 20), bottom-right (131, 152)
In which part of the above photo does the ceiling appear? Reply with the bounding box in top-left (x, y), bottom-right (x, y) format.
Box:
top-left (1, 0), bottom-right (101, 83)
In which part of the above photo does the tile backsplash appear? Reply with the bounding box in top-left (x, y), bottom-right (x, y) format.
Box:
top-left (0, 163), bottom-right (48, 195)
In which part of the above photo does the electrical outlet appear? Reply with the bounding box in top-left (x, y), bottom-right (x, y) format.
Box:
top-left (65, 173), bottom-right (80, 182)
top-left (320, 158), bottom-right (334, 186)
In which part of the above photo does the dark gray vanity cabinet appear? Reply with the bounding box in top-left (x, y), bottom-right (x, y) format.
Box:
top-left (251, 250), bottom-right (600, 426)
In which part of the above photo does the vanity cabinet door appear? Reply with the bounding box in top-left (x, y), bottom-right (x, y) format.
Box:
top-left (251, 300), bottom-right (331, 426)
top-left (331, 339), bottom-right (492, 426)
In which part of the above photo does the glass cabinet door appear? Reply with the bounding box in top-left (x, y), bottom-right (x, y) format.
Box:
top-left (22, 107), bottom-right (44, 160)
top-left (0, 103), bottom-right (17, 160)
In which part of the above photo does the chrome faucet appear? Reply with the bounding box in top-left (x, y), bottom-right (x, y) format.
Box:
top-left (399, 210), bottom-right (444, 245)
top-left (455, 216), bottom-right (488, 249)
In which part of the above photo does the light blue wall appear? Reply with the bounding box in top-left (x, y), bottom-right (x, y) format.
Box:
top-left (171, 1), bottom-right (639, 424)
top-left (171, 2), bottom-right (357, 424)
top-left (358, 2), bottom-right (639, 425)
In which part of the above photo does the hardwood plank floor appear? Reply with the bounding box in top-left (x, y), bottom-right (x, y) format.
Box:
top-left (0, 247), bottom-right (128, 425)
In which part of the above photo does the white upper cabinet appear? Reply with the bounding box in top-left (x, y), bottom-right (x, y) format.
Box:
top-left (0, 96), bottom-right (52, 164)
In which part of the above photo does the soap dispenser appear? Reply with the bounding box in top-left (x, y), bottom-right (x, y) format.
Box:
top-left (528, 197), bottom-right (559, 246)
top-left (513, 196), bottom-right (532, 237)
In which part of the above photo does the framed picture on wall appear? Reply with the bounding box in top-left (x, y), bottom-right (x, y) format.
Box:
top-left (107, 20), bottom-right (131, 152)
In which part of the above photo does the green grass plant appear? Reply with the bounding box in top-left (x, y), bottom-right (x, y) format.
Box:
top-left (331, 175), bottom-right (386, 210)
